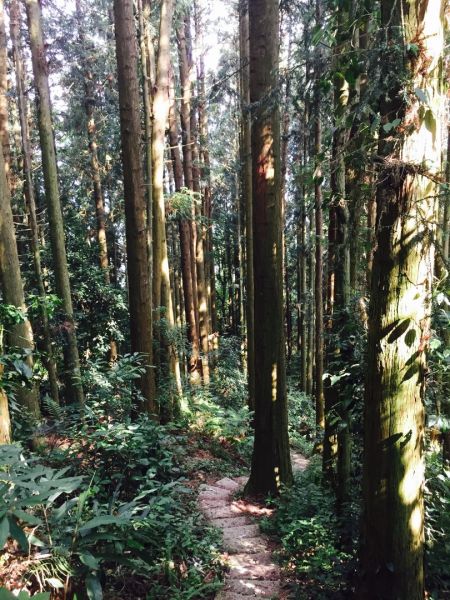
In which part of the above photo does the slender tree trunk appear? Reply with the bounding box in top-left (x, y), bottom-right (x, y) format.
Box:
top-left (0, 366), bottom-right (10, 443)
top-left (190, 22), bottom-right (210, 382)
top-left (151, 0), bottom-right (182, 410)
top-left (177, 17), bottom-right (202, 382)
top-left (25, 0), bottom-right (84, 406)
top-left (0, 0), bottom-right (10, 183)
top-left (113, 0), bottom-right (156, 415)
top-left (314, 0), bottom-right (324, 431)
top-left (307, 209), bottom-right (315, 397)
top-left (9, 0), bottom-right (59, 404)
top-left (361, 1), bottom-right (444, 596)
top-left (245, 0), bottom-right (292, 496)
top-left (195, 1), bottom-right (214, 369)
top-left (75, 0), bottom-right (117, 362)
top-left (168, 68), bottom-right (201, 384)
top-left (443, 126), bottom-right (450, 461)
top-left (0, 149), bottom-right (40, 417)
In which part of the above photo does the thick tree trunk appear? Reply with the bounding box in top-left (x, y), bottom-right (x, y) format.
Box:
top-left (25, 0), bottom-right (84, 406)
top-left (113, 0), bottom-right (156, 415)
top-left (9, 0), bottom-right (59, 404)
top-left (245, 0), bottom-right (292, 496)
top-left (361, 1), bottom-right (444, 597)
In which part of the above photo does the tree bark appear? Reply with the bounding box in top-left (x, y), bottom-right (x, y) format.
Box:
top-left (151, 0), bottom-right (182, 410)
top-left (0, 148), bottom-right (40, 417)
top-left (113, 0), bottom-right (156, 415)
top-left (361, 1), bottom-right (444, 596)
top-left (9, 0), bottom-right (59, 404)
top-left (0, 0), bottom-right (10, 183)
top-left (168, 81), bottom-right (201, 383)
top-left (25, 0), bottom-right (84, 406)
top-left (314, 0), bottom-right (324, 431)
top-left (245, 0), bottom-right (292, 496)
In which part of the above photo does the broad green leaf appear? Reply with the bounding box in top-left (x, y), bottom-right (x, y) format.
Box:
top-left (79, 552), bottom-right (100, 570)
top-left (9, 517), bottom-right (28, 550)
top-left (79, 515), bottom-right (126, 535)
top-left (12, 509), bottom-right (42, 526)
top-left (86, 574), bottom-right (103, 600)
top-left (0, 517), bottom-right (9, 549)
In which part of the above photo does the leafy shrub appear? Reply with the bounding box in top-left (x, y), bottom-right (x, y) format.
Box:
top-left (261, 456), bottom-right (353, 598)
top-left (287, 386), bottom-right (315, 456)
top-left (425, 449), bottom-right (450, 595)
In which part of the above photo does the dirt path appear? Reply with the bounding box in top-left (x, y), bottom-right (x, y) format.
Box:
top-left (198, 452), bottom-right (308, 599)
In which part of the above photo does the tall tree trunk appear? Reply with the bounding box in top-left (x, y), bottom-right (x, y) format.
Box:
top-left (314, 0), bottom-right (324, 431)
top-left (0, 149), bottom-right (40, 417)
top-left (113, 0), bottom-right (156, 415)
top-left (361, 1), bottom-right (444, 597)
top-left (9, 0), bottom-right (59, 404)
top-left (443, 126), bottom-right (450, 462)
top-left (177, 17), bottom-right (202, 382)
top-left (0, 0), bottom-right (10, 184)
top-left (195, 0), bottom-right (214, 368)
top-left (168, 80), bottom-right (201, 383)
top-left (25, 0), bottom-right (84, 406)
top-left (151, 0), bottom-right (182, 411)
top-left (245, 0), bottom-right (292, 496)
top-left (190, 11), bottom-right (210, 383)
top-left (76, 0), bottom-right (117, 362)
top-left (323, 4), bottom-right (352, 500)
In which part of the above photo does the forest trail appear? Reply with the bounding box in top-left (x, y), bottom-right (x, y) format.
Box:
top-left (198, 452), bottom-right (308, 599)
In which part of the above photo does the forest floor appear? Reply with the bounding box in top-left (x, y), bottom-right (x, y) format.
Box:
top-left (198, 452), bottom-right (308, 600)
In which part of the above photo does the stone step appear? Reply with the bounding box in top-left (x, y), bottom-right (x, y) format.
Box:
top-left (222, 535), bottom-right (269, 554)
top-left (220, 517), bottom-right (259, 541)
top-left (199, 484), bottom-right (232, 497)
top-left (219, 578), bottom-right (281, 597)
top-left (215, 477), bottom-right (241, 491)
top-left (227, 552), bottom-right (280, 580)
top-left (204, 503), bottom-right (248, 521)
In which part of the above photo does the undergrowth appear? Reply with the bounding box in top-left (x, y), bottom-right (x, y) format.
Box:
top-left (261, 456), bottom-right (354, 599)
top-left (0, 342), bottom-right (253, 599)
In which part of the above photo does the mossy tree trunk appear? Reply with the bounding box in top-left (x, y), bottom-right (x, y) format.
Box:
top-left (25, 0), bottom-right (84, 406)
top-left (151, 0), bottom-right (182, 414)
top-left (239, 0), bottom-right (255, 411)
top-left (314, 0), bottom-right (324, 432)
top-left (361, 0), bottom-right (444, 597)
top-left (114, 0), bottom-right (156, 415)
top-left (245, 0), bottom-right (292, 496)
top-left (9, 0), bottom-right (59, 404)
top-left (0, 149), bottom-right (40, 418)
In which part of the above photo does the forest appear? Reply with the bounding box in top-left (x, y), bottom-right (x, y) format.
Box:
top-left (0, 0), bottom-right (449, 598)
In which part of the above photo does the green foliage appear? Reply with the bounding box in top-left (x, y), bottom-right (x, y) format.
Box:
top-left (261, 457), bottom-right (353, 598)
top-left (425, 450), bottom-right (450, 595)
top-left (82, 353), bottom-right (147, 419)
top-left (0, 444), bottom-right (82, 553)
top-left (287, 386), bottom-right (315, 457)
